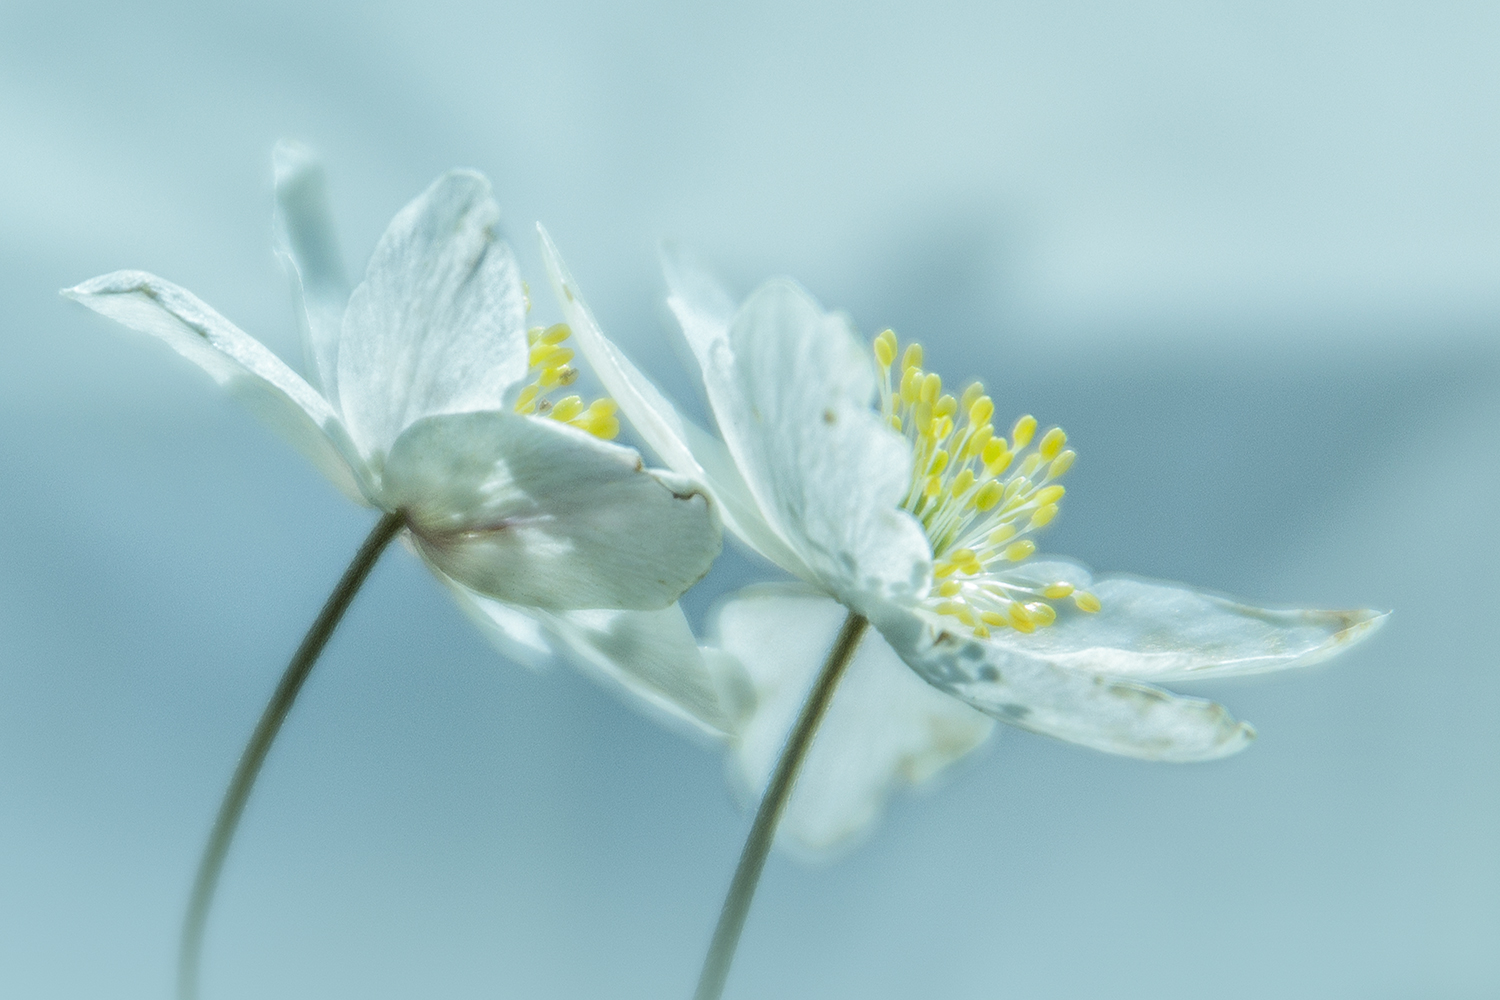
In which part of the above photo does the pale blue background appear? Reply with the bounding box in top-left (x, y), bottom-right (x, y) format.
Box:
top-left (1, 2), bottom-right (1496, 997)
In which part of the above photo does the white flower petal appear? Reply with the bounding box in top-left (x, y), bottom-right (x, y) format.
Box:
top-left (537, 228), bottom-right (812, 580)
top-left (873, 602), bottom-right (1256, 762)
top-left (337, 171), bottom-right (529, 461)
top-left (63, 271), bottom-right (366, 502)
top-left (674, 270), bottom-right (930, 609)
top-left (272, 140), bottom-right (349, 401)
top-left (381, 410), bottom-right (721, 611)
top-left (713, 584), bottom-right (994, 855)
top-left (1003, 575), bottom-right (1387, 682)
top-left (444, 578), bottom-right (747, 738)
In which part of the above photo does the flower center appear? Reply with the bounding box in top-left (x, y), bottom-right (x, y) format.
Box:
top-left (873, 329), bottom-right (1099, 637)
top-left (513, 321), bottom-right (620, 439)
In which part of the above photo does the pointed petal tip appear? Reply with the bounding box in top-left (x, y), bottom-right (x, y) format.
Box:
top-left (272, 139), bottom-right (320, 182)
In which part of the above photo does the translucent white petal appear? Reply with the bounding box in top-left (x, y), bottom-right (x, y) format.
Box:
top-left (337, 171), bottom-right (529, 461)
top-left (272, 140), bottom-right (349, 401)
top-left (381, 410), bottom-right (721, 611)
top-left (673, 271), bottom-right (930, 609)
top-left (1000, 575), bottom-right (1387, 682)
top-left (537, 228), bottom-right (812, 581)
top-left (63, 271), bottom-right (367, 503)
top-left (873, 601), bottom-right (1256, 762)
top-left (444, 578), bottom-right (747, 739)
top-left (713, 584), bottom-right (994, 856)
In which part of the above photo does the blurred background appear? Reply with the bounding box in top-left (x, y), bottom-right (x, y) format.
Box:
top-left (1, 1), bottom-right (1496, 997)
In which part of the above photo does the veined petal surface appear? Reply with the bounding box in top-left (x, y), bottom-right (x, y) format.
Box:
top-left (714, 584), bottom-right (994, 854)
top-left (381, 410), bottom-right (720, 611)
top-left (63, 271), bottom-right (365, 502)
top-left (685, 275), bottom-right (930, 610)
top-left (873, 602), bottom-right (1256, 762)
top-left (992, 575), bottom-right (1387, 682)
top-left (273, 140), bottom-right (349, 401)
top-left (538, 229), bottom-right (812, 580)
top-left (338, 171), bottom-right (529, 462)
top-left (445, 579), bottom-right (746, 739)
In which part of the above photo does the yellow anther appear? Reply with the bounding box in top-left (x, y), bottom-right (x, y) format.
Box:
top-left (514, 384), bottom-right (540, 412)
top-left (980, 438), bottom-right (1007, 466)
top-left (968, 395), bottom-right (994, 427)
top-left (1039, 427), bottom-right (1067, 460)
top-left (1002, 540), bottom-right (1036, 561)
top-left (526, 325), bottom-right (545, 345)
top-left (1007, 603), bottom-right (1036, 633)
top-left (586, 413), bottom-right (620, 439)
top-left (928, 450), bottom-right (950, 475)
top-left (1028, 504), bottom-right (1058, 529)
top-left (1042, 582), bottom-right (1074, 600)
top-left (932, 415), bottom-right (953, 440)
top-left (973, 624), bottom-right (991, 638)
top-left (1017, 453), bottom-right (1043, 479)
top-left (890, 415), bottom-right (903, 432)
top-left (923, 475), bottom-right (942, 498)
top-left (933, 560), bottom-right (958, 578)
top-left (934, 394), bottom-right (957, 420)
top-left (1012, 414), bottom-right (1037, 449)
top-left (1029, 602), bottom-right (1057, 625)
top-left (1035, 484), bottom-right (1065, 505)
top-left (964, 424), bottom-right (993, 458)
top-left (951, 468), bottom-right (975, 496)
top-left (1073, 591), bottom-right (1102, 613)
top-left (549, 395), bottom-right (585, 422)
top-left (540, 365), bottom-right (578, 389)
top-left (960, 382), bottom-right (985, 414)
top-left (938, 580), bottom-right (962, 597)
top-left (540, 323), bottom-right (572, 345)
top-left (902, 343), bottom-right (923, 372)
top-left (920, 372), bottom-right (942, 404)
top-left (874, 330), bottom-right (897, 368)
top-left (974, 480), bottom-right (1004, 511)
top-left (529, 343), bottom-right (574, 369)
top-left (914, 401), bottom-right (934, 434)
top-left (988, 524), bottom-right (1016, 546)
top-left (894, 367), bottom-right (918, 401)
top-left (1004, 477), bottom-right (1028, 501)
top-left (980, 611), bottom-right (1007, 627)
top-left (1049, 450), bottom-right (1076, 478)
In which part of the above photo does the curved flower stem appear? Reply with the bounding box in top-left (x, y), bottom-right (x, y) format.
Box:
top-left (178, 511), bottom-right (405, 1000)
top-left (693, 610), bottom-right (869, 1000)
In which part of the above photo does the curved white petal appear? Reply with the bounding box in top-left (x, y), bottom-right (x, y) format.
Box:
top-left (873, 601), bottom-right (1256, 762)
top-left (381, 410), bottom-right (721, 611)
top-left (1002, 575), bottom-right (1387, 682)
top-left (272, 140), bottom-right (349, 401)
top-left (712, 584), bottom-right (994, 856)
top-left (537, 228), bottom-right (812, 581)
top-left (63, 271), bottom-right (367, 503)
top-left (677, 273), bottom-right (930, 610)
top-left (444, 579), bottom-right (747, 739)
top-left (338, 171), bottom-right (529, 462)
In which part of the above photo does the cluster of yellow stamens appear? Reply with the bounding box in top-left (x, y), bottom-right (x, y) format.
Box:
top-left (874, 329), bottom-right (1100, 638)
top-left (513, 322), bottom-right (620, 439)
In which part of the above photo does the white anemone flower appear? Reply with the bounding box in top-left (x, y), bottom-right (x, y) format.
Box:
top-left (64, 144), bottom-right (738, 735)
top-left (540, 234), bottom-right (1387, 854)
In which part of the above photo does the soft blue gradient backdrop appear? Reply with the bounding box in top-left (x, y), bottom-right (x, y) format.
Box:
top-left (2, 2), bottom-right (1496, 997)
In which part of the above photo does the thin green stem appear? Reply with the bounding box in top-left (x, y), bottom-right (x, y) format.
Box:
top-left (693, 610), bottom-right (869, 1000)
top-left (177, 511), bottom-right (405, 1000)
